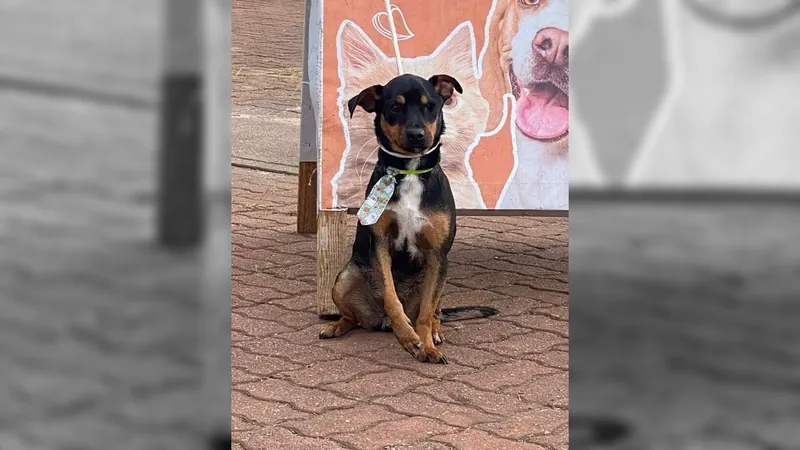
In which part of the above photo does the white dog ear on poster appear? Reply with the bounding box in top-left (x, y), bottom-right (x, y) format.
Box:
top-left (428, 75), bottom-right (463, 101)
top-left (338, 21), bottom-right (395, 102)
top-left (340, 21), bottom-right (386, 72)
top-left (348, 84), bottom-right (383, 117)
top-left (428, 24), bottom-right (479, 86)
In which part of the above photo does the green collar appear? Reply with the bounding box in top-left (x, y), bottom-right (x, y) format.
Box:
top-left (388, 166), bottom-right (434, 176)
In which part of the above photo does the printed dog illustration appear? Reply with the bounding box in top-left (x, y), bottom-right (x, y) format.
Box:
top-left (332, 21), bottom-right (490, 209)
top-left (490, 0), bottom-right (569, 209)
top-left (626, 0), bottom-right (800, 187)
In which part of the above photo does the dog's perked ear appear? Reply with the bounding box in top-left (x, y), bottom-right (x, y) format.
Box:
top-left (428, 74), bottom-right (463, 101)
top-left (347, 84), bottom-right (383, 118)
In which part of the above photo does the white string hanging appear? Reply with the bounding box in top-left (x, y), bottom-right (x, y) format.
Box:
top-left (383, 0), bottom-right (404, 74)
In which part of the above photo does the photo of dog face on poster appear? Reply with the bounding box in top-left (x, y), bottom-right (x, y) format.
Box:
top-left (491, 0), bottom-right (570, 210)
top-left (332, 21), bottom-right (490, 209)
top-left (570, 0), bottom-right (800, 189)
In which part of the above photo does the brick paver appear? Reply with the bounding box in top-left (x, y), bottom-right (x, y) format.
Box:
top-left (231, 167), bottom-right (569, 450)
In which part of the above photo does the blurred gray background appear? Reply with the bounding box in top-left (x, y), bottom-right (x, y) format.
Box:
top-left (571, 0), bottom-right (800, 448)
top-left (572, 0), bottom-right (800, 190)
top-left (0, 0), bottom-right (230, 449)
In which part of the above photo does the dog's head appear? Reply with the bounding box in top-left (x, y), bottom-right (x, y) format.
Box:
top-left (497, 0), bottom-right (569, 142)
top-left (348, 73), bottom-right (463, 156)
top-left (338, 21), bottom-right (488, 167)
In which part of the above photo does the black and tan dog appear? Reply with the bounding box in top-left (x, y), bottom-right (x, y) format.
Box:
top-left (319, 73), bottom-right (498, 364)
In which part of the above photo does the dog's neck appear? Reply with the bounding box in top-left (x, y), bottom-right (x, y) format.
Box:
top-left (518, 134), bottom-right (568, 162)
top-left (375, 143), bottom-right (441, 175)
top-left (516, 130), bottom-right (568, 181)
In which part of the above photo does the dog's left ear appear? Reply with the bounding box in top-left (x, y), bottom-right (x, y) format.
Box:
top-left (428, 75), bottom-right (463, 101)
top-left (347, 85), bottom-right (383, 118)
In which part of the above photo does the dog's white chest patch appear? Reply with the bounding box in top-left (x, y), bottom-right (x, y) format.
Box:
top-left (388, 168), bottom-right (427, 257)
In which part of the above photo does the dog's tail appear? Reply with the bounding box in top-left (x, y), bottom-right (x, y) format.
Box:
top-left (440, 306), bottom-right (498, 322)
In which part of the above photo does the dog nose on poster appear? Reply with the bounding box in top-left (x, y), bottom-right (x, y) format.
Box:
top-left (533, 27), bottom-right (569, 66)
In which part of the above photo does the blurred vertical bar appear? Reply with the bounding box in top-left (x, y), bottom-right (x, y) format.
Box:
top-left (160, 0), bottom-right (203, 247)
top-left (297, 0), bottom-right (320, 233)
top-left (201, 0), bottom-right (232, 447)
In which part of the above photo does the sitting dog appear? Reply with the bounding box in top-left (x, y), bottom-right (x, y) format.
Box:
top-left (320, 73), bottom-right (497, 364)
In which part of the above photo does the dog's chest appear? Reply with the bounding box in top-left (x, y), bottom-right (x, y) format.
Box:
top-left (388, 173), bottom-right (428, 257)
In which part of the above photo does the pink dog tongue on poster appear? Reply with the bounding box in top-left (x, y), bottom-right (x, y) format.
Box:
top-left (515, 83), bottom-right (569, 140)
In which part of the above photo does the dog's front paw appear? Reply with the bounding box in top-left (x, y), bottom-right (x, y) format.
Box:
top-left (416, 345), bottom-right (448, 364)
top-left (395, 329), bottom-right (422, 355)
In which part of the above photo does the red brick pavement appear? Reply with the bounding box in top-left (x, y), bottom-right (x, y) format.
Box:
top-left (231, 167), bottom-right (569, 450)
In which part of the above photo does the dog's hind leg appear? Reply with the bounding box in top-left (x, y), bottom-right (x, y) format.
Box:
top-left (320, 263), bottom-right (369, 339)
top-left (432, 295), bottom-right (445, 345)
top-left (319, 317), bottom-right (357, 339)
top-left (430, 260), bottom-right (448, 345)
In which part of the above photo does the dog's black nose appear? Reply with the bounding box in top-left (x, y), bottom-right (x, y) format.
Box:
top-left (406, 128), bottom-right (425, 143)
top-left (533, 27), bottom-right (569, 67)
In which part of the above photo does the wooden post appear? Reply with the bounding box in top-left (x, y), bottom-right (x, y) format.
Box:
top-left (297, 161), bottom-right (317, 233)
top-left (159, 0), bottom-right (203, 248)
top-left (316, 209), bottom-right (348, 317)
top-left (296, 0), bottom-right (321, 234)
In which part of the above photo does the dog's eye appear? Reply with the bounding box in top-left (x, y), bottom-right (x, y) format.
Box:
top-left (518, 0), bottom-right (540, 7)
top-left (389, 103), bottom-right (402, 113)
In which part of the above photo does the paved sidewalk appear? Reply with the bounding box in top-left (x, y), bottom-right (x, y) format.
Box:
top-left (231, 167), bottom-right (569, 450)
top-left (0, 56), bottom-right (210, 450)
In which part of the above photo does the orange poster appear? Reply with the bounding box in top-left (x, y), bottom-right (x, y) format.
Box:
top-left (319, 0), bottom-right (568, 210)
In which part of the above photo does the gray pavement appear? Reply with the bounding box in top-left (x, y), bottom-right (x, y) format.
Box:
top-left (571, 200), bottom-right (800, 449)
top-left (232, 115), bottom-right (300, 174)
top-left (0, 82), bottom-right (207, 450)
